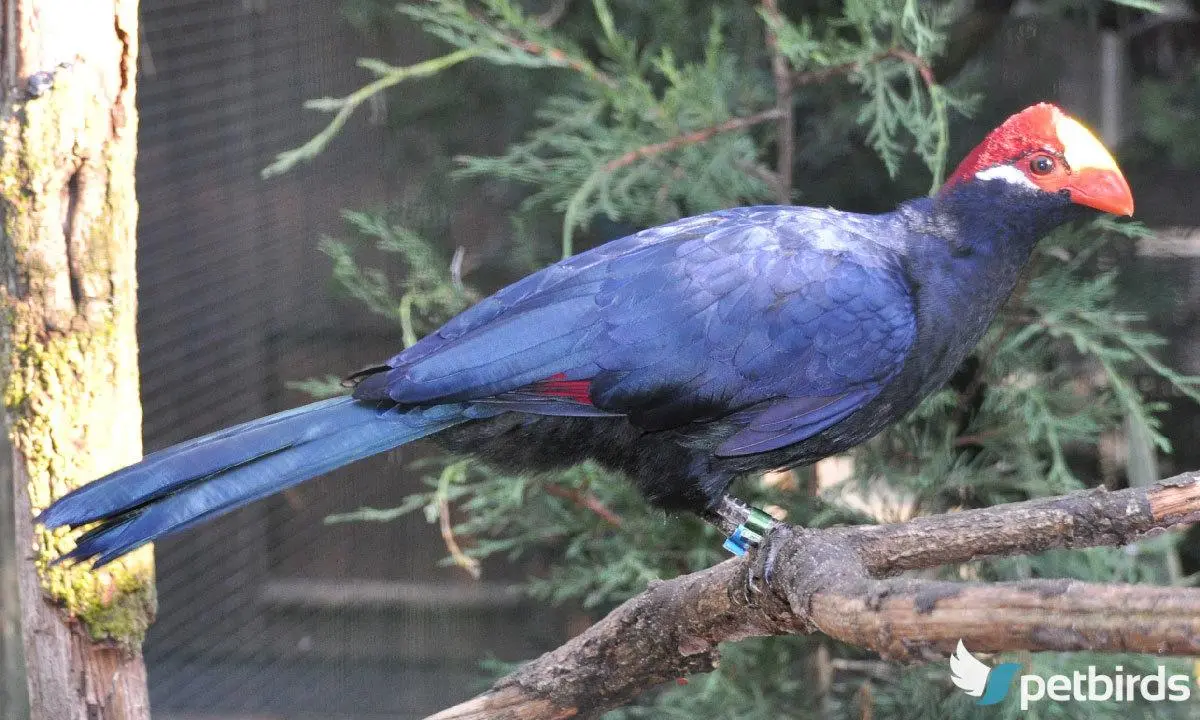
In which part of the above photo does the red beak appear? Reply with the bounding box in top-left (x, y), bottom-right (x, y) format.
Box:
top-left (1067, 167), bottom-right (1134, 217)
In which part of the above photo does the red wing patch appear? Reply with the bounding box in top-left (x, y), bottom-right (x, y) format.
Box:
top-left (525, 373), bottom-right (594, 405)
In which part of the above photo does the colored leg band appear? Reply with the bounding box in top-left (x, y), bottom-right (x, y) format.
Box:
top-left (722, 507), bottom-right (776, 556)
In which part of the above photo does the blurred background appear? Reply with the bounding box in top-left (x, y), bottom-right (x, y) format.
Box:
top-left (133, 0), bottom-right (1200, 718)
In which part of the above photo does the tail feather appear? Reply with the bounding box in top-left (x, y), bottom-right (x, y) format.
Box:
top-left (39, 397), bottom-right (477, 565)
top-left (40, 396), bottom-right (360, 527)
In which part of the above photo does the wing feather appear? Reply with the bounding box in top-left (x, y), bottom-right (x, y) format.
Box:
top-left (354, 206), bottom-right (915, 456)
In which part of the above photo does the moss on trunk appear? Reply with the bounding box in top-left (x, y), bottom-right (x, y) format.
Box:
top-left (1, 1), bottom-right (153, 717)
top-left (1, 44), bottom-right (153, 649)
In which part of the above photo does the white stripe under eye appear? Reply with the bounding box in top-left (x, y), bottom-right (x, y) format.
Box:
top-left (974, 164), bottom-right (1039, 190)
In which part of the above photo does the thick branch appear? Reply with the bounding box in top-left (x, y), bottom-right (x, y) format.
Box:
top-left (845, 471), bottom-right (1200, 574)
top-left (813, 579), bottom-right (1200, 659)
top-left (429, 473), bottom-right (1200, 720)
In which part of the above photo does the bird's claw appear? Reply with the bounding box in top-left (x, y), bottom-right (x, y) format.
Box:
top-left (746, 522), bottom-right (789, 597)
top-left (744, 551), bottom-right (765, 603)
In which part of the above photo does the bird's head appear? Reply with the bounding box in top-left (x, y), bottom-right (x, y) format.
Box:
top-left (940, 103), bottom-right (1133, 218)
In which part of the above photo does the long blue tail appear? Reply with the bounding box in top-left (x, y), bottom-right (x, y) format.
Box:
top-left (39, 397), bottom-right (477, 566)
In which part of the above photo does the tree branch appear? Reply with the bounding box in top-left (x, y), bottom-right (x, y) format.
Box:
top-left (502, 36), bottom-right (616, 89)
top-left (438, 494), bottom-right (481, 579)
top-left (602, 109), bottom-right (784, 173)
top-left (544, 483), bottom-right (624, 527)
top-left (599, 40), bottom-right (943, 194)
top-left (428, 472), bottom-right (1200, 720)
top-left (883, 47), bottom-right (937, 91)
top-left (791, 47), bottom-right (937, 91)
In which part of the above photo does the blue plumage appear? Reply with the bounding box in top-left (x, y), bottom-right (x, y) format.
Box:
top-left (362, 207), bottom-right (915, 444)
top-left (40, 117), bottom-right (1125, 564)
top-left (42, 399), bottom-right (488, 564)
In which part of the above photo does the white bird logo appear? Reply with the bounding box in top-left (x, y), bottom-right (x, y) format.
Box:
top-left (949, 640), bottom-right (990, 697)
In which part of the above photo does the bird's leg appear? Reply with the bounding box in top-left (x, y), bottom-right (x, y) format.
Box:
top-left (703, 495), bottom-right (792, 599)
top-left (703, 494), bottom-right (777, 557)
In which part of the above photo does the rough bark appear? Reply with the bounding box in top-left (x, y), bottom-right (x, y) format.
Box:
top-left (1, 421), bottom-right (28, 720)
top-left (0, 2), bottom-right (153, 719)
top-left (429, 474), bottom-right (1200, 720)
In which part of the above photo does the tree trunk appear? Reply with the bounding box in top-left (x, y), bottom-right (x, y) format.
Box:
top-left (0, 2), bottom-right (154, 719)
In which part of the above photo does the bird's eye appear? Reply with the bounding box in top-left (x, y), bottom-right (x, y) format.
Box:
top-left (1029, 154), bottom-right (1056, 175)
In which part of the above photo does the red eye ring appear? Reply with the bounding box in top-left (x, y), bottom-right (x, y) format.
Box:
top-left (1029, 154), bottom-right (1056, 175)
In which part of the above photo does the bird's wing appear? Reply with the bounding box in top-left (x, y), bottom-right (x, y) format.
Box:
top-left (354, 207), bottom-right (916, 452)
top-left (352, 211), bottom-right (731, 406)
top-left (584, 211), bottom-right (915, 454)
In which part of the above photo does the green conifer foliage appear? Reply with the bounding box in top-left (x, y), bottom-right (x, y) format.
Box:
top-left (279, 1), bottom-right (1198, 716)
